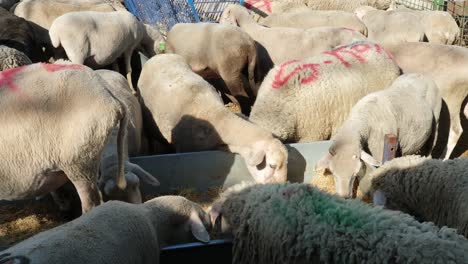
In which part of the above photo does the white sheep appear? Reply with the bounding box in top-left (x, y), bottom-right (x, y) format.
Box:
top-left (12, 0), bottom-right (121, 49)
top-left (302, 0), bottom-right (392, 11)
top-left (383, 42), bottom-right (468, 159)
top-left (0, 45), bottom-right (32, 71)
top-left (249, 41), bottom-right (401, 143)
top-left (260, 10), bottom-right (368, 36)
top-left (385, 4), bottom-right (460, 44)
top-left (0, 196), bottom-right (211, 264)
top-left (165, 22), bottom-right (258, 115)
top-left (209, 182), bottom-right (468, 263)
top-left (0, 62), bottom-right (128, 213)
top-left (356, 6), bottom-right (460, 45)
top-left (95, 70), bottom-right (160, 204)
top-left (13, 0), bottom-right (120, 30)
top-left (315, 73), bottom-right (442, 198)
top-left (49, 10), bottom-right (145, 91)
top-left (245, 1), bottom-right (310, 22)
top-left (354, 6), bottom-right (425, 45)
top-left (138, 54), bottom-right (288, 184)
top-left (419, 11), bottom-right (460, 45)
top-left (219, 4), bottom-right (366, 65)
top-left (359, 155), bottom-right (468, 238)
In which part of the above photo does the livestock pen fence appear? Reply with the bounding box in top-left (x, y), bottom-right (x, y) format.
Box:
top-left (123, 0), bottom-right (244, 33)
top-left (396, 0), bottom-right (468, 46)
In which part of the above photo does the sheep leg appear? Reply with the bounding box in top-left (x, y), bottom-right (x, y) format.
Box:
top-left (124, 49), bottom-right (137, 95)
top-left (65, 167), bottom-right (102, 213)
top-left (443, 129), bottom-right (461, 160)
top-left (222, 74), bottom-right (253, 115)
top-left (111, 61), bottom-right (120, 72)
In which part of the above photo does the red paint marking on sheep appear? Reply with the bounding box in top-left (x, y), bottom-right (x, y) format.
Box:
top-left (244, 0), bottom-right (272, 13)
top-left (272, 60), bottom-right (320, 89)
top-left (272, 43), bottom-right (391, 89)
top-left (323, 45), bottom-right (368, 67)
top-left (0, 65), bottom-right (28, 92)
top-left (41, 63), bottom-right (83, 72)
top-left (373, 43), bottom-right (393, 59)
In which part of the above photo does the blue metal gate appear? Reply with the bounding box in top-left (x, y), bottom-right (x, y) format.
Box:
top-left (124, 0), bottom-right (243, 32)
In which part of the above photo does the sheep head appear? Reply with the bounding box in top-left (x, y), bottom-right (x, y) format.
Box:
top-left (219, 4), bottom-right (252, 27)
top-left (315, 145), bottom-right (380, 198)
top-left (144, 196), bottom-right (211, 246)
top-left (241, 139), bottom-right (288, 184)
top-left (101, 162), bottom-right (160, 203)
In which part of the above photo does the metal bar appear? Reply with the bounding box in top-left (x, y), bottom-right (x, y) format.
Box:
top-left (186, 0), bottom-right (201, 22)
top-left (160, 239), bottom-right (232, 263)
top-left (382, 134), bottom-right (398, 163)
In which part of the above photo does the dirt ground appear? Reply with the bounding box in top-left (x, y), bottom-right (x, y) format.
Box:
top-left (0, 187), bottom-right (223, 248)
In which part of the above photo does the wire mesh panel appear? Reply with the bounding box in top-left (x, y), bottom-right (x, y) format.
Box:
top-left (124, 0), bottom-right (200, 33)
top-left (396, 0), bottom-right (468, 46)
top-left (194, 0), bottom-right (242, 22)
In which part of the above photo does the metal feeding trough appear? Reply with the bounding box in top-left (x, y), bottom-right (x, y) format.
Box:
top-left (130, 141), bottom-right (332, 263)
top-left (131, 141), bottom-right (332, 196)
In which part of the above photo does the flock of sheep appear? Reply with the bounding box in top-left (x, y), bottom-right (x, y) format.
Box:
top-left (1, 0), bottom-right (468, 263)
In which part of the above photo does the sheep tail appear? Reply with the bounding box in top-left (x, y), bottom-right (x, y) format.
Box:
top-left (247, 43), bottom-right (257, 95)
top-left (115, 103), bottom-right (129, 190)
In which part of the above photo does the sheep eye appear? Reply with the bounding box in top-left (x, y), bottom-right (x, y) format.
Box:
top-left (269, 164), bottom-right (277, 169)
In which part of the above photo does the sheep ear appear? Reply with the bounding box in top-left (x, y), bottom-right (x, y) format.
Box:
top-left (315, 152), bottom-right (332, 171)
top-left (103, 180), bottom-right (117, 196)
top-left (189, 210), bottom-right (210, 243)
top-left (128, 163), bottom-right (160, 186)
top-left (360, 151), bottom-right (381, 167)
top-left (373, 189), bottom-right (387, 206)
top-left (208, 201), bottom-right (222, 227)
top-left (243, 147), bottom-right (266, 166)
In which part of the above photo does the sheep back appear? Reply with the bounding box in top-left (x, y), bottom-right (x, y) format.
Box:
top-left (365, 155), bottom-right (468, 238)
top-left (249, 41), bottom-right (400, 142)
top-left (214, 182), bottom-right (468, 263)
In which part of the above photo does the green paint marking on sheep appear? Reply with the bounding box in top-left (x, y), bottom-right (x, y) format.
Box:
top-left (270, 185), bottom-right (367, 231)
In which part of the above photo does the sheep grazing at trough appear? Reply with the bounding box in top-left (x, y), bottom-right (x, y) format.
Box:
top-left (383, 42), bottom-right (468, 159)
top-left (138, 54), bottom-right (288, 184)
top-left (209, 182), bottom-right (468, 263)
top-left (49, 10), bottom-right (147, 92)
top-left (315, 73), bottom-right (442, 198)
top-left (219, 4), bottom-right (366, 65)
top-left (0, 6), bottom-right (42, 62)
top-left (260, 10), bottom-right (368, 36)
top-left (0, 196), bottom-right (211, 264)
top-left (165, 23), bottom-right (258, 115)
top-left (249, 41), bottom-right (401, 143)
top-left (0, 62), bottom-right (129, 213)
top-left (95, 70), bottom-right (160, 204)
top-left (360, 155), bottom-right (468, 238)
top-left (0, 45), bottom-right (32, 71)
top-left (354, 6), bottom-right (425, 45)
